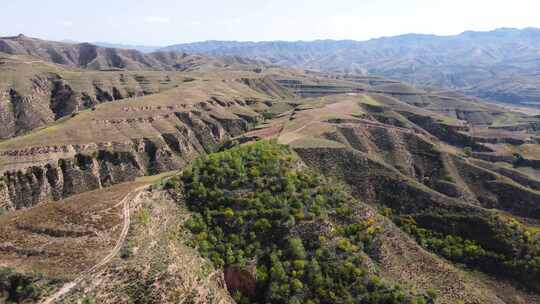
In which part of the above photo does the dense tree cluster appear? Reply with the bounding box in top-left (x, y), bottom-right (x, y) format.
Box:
top-left (398, 216), bottom-right (540, 291)
top-left (172, 141), bottom-right (435, 304)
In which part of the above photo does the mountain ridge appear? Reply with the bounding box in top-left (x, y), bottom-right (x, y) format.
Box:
top-left (0, 35), bottom-right (259, 72)
top-left (159, 27), bottom-right (540, 106)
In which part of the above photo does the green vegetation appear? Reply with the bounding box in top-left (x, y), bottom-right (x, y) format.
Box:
top-left (397, 215), bottom-right (540, 291)
top-left (359, 95), bottom-right (382, 106)
top-left (0, 268), bottom-right (46, 303)
top-left (136, 208), bottom-right (151, 226)
top-left (170, 141), bottom-right (435, 304)
top-left (491, 113), bottom-right (523, 127)
top-left (463, 147), bottom-right (473, 157)
top-left (82, 297), bottom-right (95, 304)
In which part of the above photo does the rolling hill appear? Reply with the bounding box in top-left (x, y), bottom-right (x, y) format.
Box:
top-left (0, 36), bottom-right (540, 303)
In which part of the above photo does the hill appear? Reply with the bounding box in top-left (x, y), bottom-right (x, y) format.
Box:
top-left (0, 39), bottom-right (540, 303)
top-left (161, 28), bottom-right (540, 106)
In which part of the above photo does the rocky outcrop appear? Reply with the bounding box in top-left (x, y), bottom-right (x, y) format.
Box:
top-left (0, 110), bottom-right (260, 210)
top-left (401, 111), bottom-right (492, 152)
top-left (224, 266), bottom-right (257, 299)
top-left (50, 80), bottom-right (78, 119)
top-left (1, 148), bottom-right (144, 209)
top-left (0, 77), bottom-right (56, 139)
top-left (0, 180), bottom-right (9, 211)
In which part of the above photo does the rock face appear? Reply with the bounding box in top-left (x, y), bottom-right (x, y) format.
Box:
top-left (224, 266), bottom-right (257, 299)
top-left (0, 109), bottom-right (259, 210)
top-left (0, 77), bottom-right (56, 139)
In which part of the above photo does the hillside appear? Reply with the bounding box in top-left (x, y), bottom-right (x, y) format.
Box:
top-left (0, 39), bottom-right (540, 303)
top-left (161, 28), bottom-right (540, 106)
top-left (0, 53), bottom-right (197, 139)
top-left (0, 46), bottom-right (270, 140)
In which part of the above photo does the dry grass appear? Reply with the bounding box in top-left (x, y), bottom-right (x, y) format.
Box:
top-left (59, 190), bottom-right (234, 304)
top-left (0, 181), bottom-right (147, 279)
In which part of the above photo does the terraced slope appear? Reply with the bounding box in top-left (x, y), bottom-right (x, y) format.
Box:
top-left (0, 181), bottom-right (146, 279)
top-left (0, 53), bottom-right (202, 138)
top-left (55, 186), bottom-right (235, 304)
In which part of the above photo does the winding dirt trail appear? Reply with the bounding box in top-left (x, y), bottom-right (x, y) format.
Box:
top-left (40, 185), bottom-right (148, 304)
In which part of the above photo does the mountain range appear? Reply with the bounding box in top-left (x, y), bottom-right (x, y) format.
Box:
top-left (160, 28), bottom-right (540, 106)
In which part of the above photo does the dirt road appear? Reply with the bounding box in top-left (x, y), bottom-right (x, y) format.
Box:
top-left (40, 185), bottom-right (148, 304)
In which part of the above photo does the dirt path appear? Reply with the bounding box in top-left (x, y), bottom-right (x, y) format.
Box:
top-left (40, 185), bottom-right (148, 304)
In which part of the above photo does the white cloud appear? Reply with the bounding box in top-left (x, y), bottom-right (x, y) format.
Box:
top-left (145, 16), bottom-right (171, 24)
top-left (57, 20), bottom-right (73, 27)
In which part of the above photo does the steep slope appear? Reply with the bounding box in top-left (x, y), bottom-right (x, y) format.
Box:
top-left (0, 53), bottom-right (200, 139)
top-left (0, 70), bottom-right (297, 211)
top-left (56, 187), bottom-right (235, 304)
top-left (238, 93), bottom-right (540, 300)
top-left (0, 174), bottom-right (235, 303)
top-left (1, 62), bottom-right (540, 303)
top-left (163, 142), bottom-right (505, 303)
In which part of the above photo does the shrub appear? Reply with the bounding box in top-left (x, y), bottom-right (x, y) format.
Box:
top-left (397, 215), bottom-right (540, 291)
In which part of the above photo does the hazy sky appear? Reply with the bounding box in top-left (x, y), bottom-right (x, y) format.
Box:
top-left (2, 0), bottom-right (539, 45)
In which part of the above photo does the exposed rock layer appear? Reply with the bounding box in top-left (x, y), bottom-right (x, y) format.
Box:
top-left (0, 110), bottom-right (258, 210)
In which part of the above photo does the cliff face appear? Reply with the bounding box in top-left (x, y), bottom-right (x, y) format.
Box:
top-left (0, 76), bottom-right (56, 139)
top-left (0, 109), bottom-right (258, 210)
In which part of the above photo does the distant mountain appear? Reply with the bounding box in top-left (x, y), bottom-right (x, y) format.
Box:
top-left (93, 42), bottom-right (161, 53)
top-left (0, 34), bottom-right (258, 72)
top-left (162, 28), bottom-right (540, 105)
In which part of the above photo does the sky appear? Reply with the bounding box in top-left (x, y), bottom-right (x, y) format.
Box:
top-left (2, 0), bottom-right (540, 46)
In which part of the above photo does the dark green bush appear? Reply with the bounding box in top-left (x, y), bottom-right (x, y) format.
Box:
top-left (397, 216), bottom-right (540, 291)
top-left (0, 268), bottom-right (44, 303)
